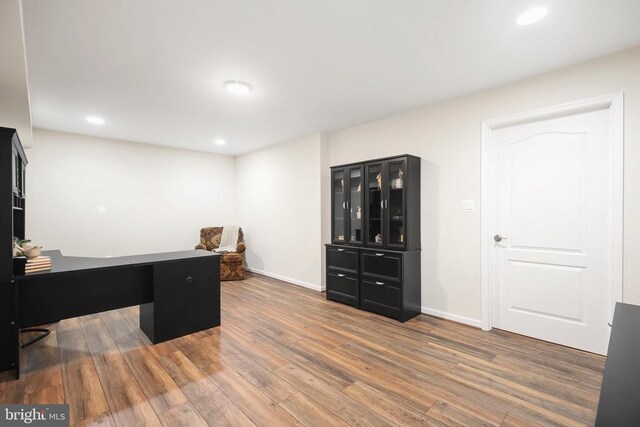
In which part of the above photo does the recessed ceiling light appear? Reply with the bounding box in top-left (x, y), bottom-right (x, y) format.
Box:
top-left (214, 139), bottom-right (226, 146)
top-left (516, 7), bottom-right (548, 26)
top-left (223, 80), bottom-right (251, 95)
top-left (85, 116), bottom-right (105, 125)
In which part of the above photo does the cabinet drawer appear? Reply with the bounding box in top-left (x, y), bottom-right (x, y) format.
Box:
top-left (326, 246), bottom-right (358, 273)
top-left (361, 278), bottom-right (401, 319)
top-left (361, 250), bottom-right (402, 282)
top-left (326, 271), bottom-right (359, 308)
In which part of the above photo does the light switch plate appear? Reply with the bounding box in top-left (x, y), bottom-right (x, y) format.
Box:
top-left (462, 200), bottom-right (474, 213)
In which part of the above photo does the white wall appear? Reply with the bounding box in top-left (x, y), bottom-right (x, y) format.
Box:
top-left (327, 46), bottom-right (640, 324)
top-left (0, 0), bottom-right (33, 146)
top-left (236, 133), bottom-right (324, 291)
top-left (26, 128), bottom-right (236, 257)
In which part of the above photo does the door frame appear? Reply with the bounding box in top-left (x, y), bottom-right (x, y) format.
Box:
top-left (480, 93), bottom-right (624, 331)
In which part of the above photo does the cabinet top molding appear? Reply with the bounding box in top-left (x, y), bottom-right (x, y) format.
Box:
top-left (1, 127), bottom-right (27, 164)
top-left (330, 154), bottom-right (420, 170)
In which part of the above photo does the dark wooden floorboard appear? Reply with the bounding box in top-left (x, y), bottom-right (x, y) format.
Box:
top-left (0, 272), bottom-right (604, 426)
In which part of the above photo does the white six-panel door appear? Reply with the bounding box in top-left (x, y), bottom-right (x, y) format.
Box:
top-left (491, 107), bottom-right (614, 355)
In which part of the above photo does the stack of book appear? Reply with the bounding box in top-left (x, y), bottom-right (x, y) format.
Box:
top-left (14, 256), bottom-right (52, 274)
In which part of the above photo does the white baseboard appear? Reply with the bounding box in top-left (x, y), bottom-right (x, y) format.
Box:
top-left (245, 267), bottom-right (324, 292)
top-left (421, 306), bottom-right (482, 328)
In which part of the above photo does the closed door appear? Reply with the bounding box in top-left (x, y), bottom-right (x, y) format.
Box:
top-left (492, 108), bottom-right (614, 355)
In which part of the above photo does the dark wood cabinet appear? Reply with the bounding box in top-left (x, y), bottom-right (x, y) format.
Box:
top-left (1, 127), bottom-right (27, 373)
top-left (327, 154), bottom-right (421, 322)
top-left (326, 245), bottom-right (421, 321)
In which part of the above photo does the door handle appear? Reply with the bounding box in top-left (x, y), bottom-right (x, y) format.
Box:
top-left (375, 253), bottom-right (385, 257)
top-left (494, 234), bottom-right (508, 243)
top-left (380, 200), bottom-right (384, 209)
top-left (384, 199), bottom-right (388, 209)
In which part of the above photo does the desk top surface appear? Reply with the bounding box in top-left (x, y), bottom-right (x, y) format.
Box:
top-left (14, 249), bottom-right (219, 279)
top-left (595, 302), bottom-right (640, 425)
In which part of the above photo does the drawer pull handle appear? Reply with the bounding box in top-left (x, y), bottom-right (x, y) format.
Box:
top-left (375, 253), bottom-right (385, 257)
top-left (375, 281), bottom-right (385, 286)
top-left (337, 248), bottom-right (345, 252)
top-left (337, 274), bottom-right (346, 277)
top-left (185, 276), bottom-right (194, 285)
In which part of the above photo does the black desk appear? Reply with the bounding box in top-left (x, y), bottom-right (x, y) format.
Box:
top-left (595, 303), bottom-right (640, 425)
top-left (4, 249), bottom-right (220, 378)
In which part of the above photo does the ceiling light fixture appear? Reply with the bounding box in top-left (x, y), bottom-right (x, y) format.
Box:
top-left (85, 116), bottom-right (105, 125)
top-left (214, 139), bottom-right (227, 146)
top-left (516, 7), bottom-right (548, 26)
top-left (223, 80), bottom-right (252, 95)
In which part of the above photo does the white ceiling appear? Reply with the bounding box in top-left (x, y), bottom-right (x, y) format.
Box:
top-left (22, 0), bottom-right (640, 155)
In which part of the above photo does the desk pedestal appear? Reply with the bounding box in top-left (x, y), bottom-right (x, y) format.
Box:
top-left (140, 257), bottom-right (220, 343)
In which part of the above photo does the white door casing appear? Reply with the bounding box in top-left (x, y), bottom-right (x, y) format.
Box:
top-left (481, 93), bottom-right (623, 355)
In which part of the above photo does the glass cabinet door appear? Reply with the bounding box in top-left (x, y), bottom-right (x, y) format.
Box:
top-left (365, 163), bottom-right (384, 246)
top-left (332, 169), bottom-right (346, 242)
top-left (386, 159), bottom-right (406, 248)
top-left (348, 166), bottom-right (363, 244)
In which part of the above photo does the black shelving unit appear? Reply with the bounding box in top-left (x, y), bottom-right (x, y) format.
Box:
top-left (327, 154), bottom-right (421, 322)
top-left (0, 127), bottom-right (27, 372)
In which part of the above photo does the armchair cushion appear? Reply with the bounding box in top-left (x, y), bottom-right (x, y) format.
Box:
top-left (221, 252), bottom-right (243, 263)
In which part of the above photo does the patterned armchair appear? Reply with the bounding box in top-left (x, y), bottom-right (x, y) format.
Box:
top-left (195, 226), bottom-right (246, 281)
